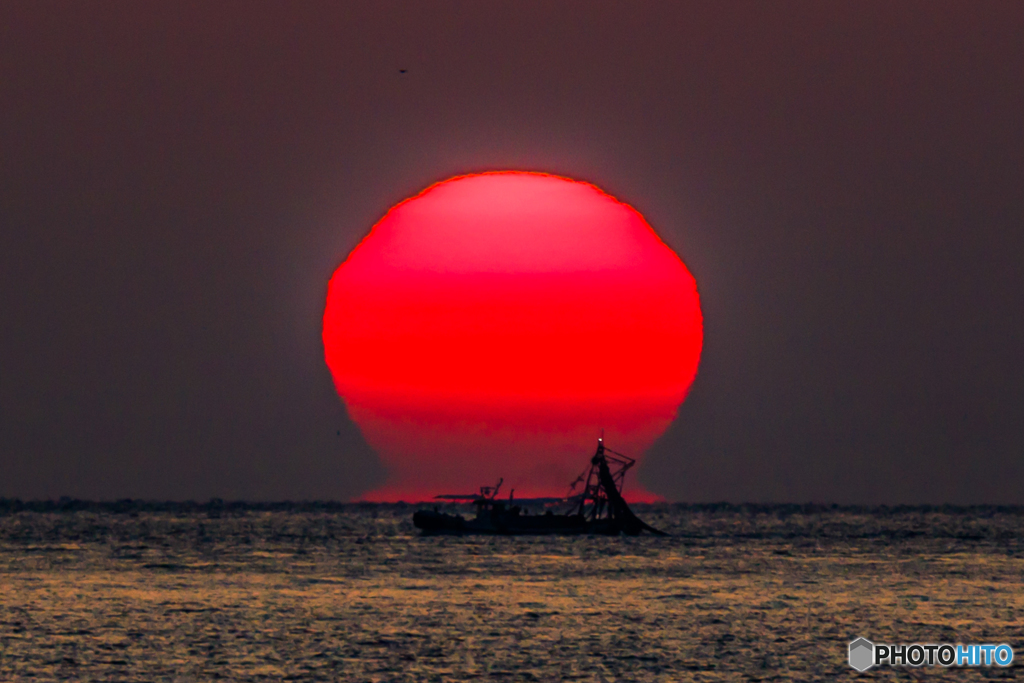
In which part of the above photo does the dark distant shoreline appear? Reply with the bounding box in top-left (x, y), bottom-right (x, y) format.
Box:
top-left (2, 498), bottom-right (1023, 516)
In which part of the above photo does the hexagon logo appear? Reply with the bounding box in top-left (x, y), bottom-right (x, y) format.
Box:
top-left (849, 637), bottom-right (874, 672)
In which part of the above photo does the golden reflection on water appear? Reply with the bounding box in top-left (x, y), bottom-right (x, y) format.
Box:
top-left (0, 507), bottom-right (1022, 681)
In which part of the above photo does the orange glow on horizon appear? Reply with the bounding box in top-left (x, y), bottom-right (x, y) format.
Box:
top-left (323, 172), bottom-right (702, 500)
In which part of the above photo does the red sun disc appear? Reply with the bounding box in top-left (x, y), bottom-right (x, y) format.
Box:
top-left (323, 172), bottom-right (702, 500)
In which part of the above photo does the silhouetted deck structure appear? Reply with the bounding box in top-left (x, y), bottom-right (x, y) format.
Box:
top-left (412, 439), bottom-right (666, 536)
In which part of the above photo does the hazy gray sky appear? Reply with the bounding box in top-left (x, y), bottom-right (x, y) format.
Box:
top-left (2, 1), bottom-right (1022, 502)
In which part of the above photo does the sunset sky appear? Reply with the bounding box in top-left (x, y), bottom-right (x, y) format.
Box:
top-left (1, 2), bottom-right (1022, 503)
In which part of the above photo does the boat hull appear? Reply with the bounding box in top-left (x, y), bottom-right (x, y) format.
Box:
top-left (412, 509), bottom-right (638, 536)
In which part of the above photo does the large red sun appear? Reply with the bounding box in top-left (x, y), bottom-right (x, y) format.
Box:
top-left (323, 172), bottom-right (702, 501)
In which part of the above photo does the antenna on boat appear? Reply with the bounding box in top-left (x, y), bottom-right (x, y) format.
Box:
top-left (480, 478), bottom-right (503, 500)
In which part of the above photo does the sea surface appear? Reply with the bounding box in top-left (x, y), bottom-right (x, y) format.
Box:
top-left (1, 502), bottom-right (1022, 681)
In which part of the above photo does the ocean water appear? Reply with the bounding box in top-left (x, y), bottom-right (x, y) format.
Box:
top-left (1, 503), bottom-right (1022, 681)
